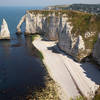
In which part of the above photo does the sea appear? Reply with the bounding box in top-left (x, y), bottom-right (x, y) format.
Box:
top-left (0, 6), bottom-right (46, 100)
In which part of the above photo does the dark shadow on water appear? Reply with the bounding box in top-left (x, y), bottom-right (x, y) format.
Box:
top-left (0, 34), bottom-right (47, 100)
top-left (10, 33), bottom-right (25, 47)
top-left (11, 43), bottom-right (22, 47)
top-left (47, 43), bottom-right (100, 85)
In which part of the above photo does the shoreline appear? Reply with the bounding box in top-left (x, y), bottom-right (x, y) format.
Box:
top-left (31, 35), bottom-right (60, 100)
top-left (32, 35), bottom-right (80, 100)
top-left (32, 35), bottom-right (100, 100)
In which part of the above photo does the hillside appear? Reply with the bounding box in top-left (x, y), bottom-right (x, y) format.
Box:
top-left (45, 4), bottom-right (100, 14)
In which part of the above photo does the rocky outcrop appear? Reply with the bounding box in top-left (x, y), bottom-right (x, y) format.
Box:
top-left (46, 13), bottom-right (60, 40)
top-left (25, 12), bottom-right (43, 35)
top-left (58, 17), bottom-right (86, 61)
top-left (93, 34), bottom-right (100, 64)
top-left (25, 11), bottom-right (59, 40)
top-left (58, 17), bottom-right (72, 56)
top-left (0, 19), bottom-right (10, 39)
top-left (16, 15), bottom-right (25, 34)
top-left (72, 35), bottom-right (86, 61)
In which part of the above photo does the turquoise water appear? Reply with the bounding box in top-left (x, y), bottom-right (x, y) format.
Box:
top-left (0, 7), bottom-right (46, 100)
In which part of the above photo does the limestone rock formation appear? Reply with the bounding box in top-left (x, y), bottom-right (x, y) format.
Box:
top-left (17, 10), bottom-right (100, 62)
top-left (23, 11), bottom-right (87, 61)
top-left (0, 19), bottom-right (10, 39)
top-left (58, 20), bottom-right (86, 61)
top-left (93, 34), bottom-right (100, 64)
top-left (25, 12), bottom-right (37, 34)
top-left (45, 14), bottom-right (59, 40)
top-left (58, 22), bottom-right (72, 55)
top-left (25, 11), bottom-right (59, 40)
top-left (72, 35), bottom-right (85, 61)
top-left (25, 12), bottom-right (44, 35)
top-left (16, 15), bottom-right (26, 34)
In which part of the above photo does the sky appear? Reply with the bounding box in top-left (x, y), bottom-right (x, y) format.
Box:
top-left (0, 0), bottom-right (100, 7)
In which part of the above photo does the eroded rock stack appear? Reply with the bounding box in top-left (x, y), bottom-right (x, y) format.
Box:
top-left (0, 19), bottom-right (10, 39)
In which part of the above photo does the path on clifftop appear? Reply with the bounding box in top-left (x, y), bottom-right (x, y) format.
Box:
top-left (33, 36), bottom-right (100, 100)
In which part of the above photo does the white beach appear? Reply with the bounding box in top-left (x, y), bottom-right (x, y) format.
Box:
top-left (33, 36), bottom-right (100, 100)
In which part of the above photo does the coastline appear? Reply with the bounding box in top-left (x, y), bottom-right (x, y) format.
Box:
top-left (32, 35), bottom-right (80, 100)
top-left (32, 35), bottom-right (100, 100)
top-left (31, 35), bottom-right (60, 100)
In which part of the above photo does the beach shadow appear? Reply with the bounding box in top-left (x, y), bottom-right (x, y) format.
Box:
top-left (47, 43), bottom-right (100, 85)
top-left (47, 45), bottom-right (61, 54)
top-left (80, 63), bottom-right (100, 85)
top-left (47, 43), bottom-right (74, 59)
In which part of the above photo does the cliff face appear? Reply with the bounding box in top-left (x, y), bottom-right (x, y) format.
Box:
top-left (24, 11), bottom-right (88, 61)
top-left (25, 12), bottom-right (43, 34)
top-left (58, 15), bottom-right (86, 61)
top-left (58, 16), bottom-right (73, 56)
top-left (25, 11), bottom-right (59, 40)
top-left (17, 10), bottom-right (100, 62)
top-left (45, 14), bottom-right (59, 40)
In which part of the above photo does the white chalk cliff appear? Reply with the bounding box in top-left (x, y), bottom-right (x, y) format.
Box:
top-left (25, 12), bottom-right (43, 34)
top-left (25, 11), bottom-right (60, 40)
top-left (17, 10), bottom-right (100, 63)
top-left (0, 19), bottom-right (10, 39)
top-left (25, 11), bottom-right (86, 61)
top-left (58, 16), bottom-right (86, 61)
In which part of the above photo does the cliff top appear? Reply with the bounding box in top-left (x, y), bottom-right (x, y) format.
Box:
top-left (28, 9), bottom-right (90, 15)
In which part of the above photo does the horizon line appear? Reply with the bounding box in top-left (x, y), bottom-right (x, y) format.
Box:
top-left (0, 3), bottom-right (100, 7)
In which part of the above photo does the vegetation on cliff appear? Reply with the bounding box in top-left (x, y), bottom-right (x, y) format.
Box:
top-left (28, 10), bottom-right (100, 60)
top-left (28, 10), bottom-right (100, 35)
top-left (24, 10), bottom-right (100, 99)
top-left (67, 11), bottom-right (100, 49)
